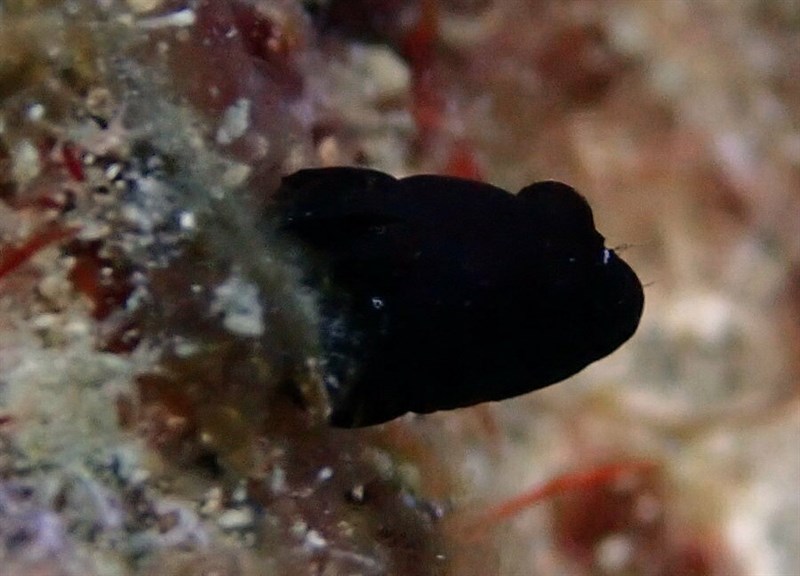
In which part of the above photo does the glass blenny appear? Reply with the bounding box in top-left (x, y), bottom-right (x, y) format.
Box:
top-left (275, 167), bottom-right (643, 427)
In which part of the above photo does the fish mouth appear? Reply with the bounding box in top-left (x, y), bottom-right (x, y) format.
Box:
top-left (590, 249), bottom-right (645, 355)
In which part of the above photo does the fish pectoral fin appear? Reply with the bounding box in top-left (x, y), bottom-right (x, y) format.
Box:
top-left (281, 211), bottom-right (401, 246)
top-left (276, 167), bottom-right (404, 245)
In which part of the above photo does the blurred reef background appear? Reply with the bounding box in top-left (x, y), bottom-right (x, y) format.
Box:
top-left (0, 1), bottom-right (797, 575)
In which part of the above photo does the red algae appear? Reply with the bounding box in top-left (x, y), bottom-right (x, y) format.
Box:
top-left (66, 239), bottom-right (135, 321)
top-left (443, 139), bottom-right (484, 180)
top-left (548, 462), bottom-right (742, 576)
top-left (132, 0), bottom-right (312, 167)
top-left (461, 460), bottom-right (660, 540)
top-left (60, 141), bottom-right (87, 183)
top-left (0, 224), bottom-right (78, 280)
top-left (533, 22), bottom-right (629, 107)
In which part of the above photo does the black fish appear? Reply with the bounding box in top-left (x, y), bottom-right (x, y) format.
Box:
top-left (275, 167), bottom-right (643, 427)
